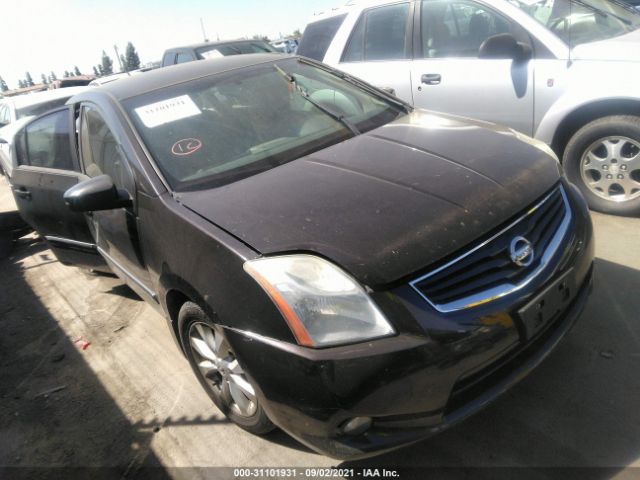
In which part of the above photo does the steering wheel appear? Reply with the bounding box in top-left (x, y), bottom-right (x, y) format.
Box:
top-left (307, 89), bottom-right (363, 117)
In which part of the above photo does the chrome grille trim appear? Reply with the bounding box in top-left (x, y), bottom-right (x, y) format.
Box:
top-left (409, 185), bottom-right (572, 313)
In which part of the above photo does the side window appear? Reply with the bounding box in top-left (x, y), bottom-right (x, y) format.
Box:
top-left (20, 109), bottom-right (75, 170)
top-left (342, 3), bottom-right (411, 62)
top-left (420, 0), bottom-right (530, 58)
top-left (176, 52), bottom-right (195, 64)
top-left (297, 14), bottom-right (347, 61)
top-left (80, 106), bottom-right (132, 191)
top-left (162, 52), bottom-right (176, 66)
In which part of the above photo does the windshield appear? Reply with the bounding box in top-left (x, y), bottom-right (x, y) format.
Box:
top-left (196, 41), bottom-right (277, 59)
top-left (509, 0), bottom-right (640, 45)
top-left (124, 58), bottom-right (406, 191)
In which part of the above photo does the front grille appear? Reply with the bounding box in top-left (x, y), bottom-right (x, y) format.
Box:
top-left (410, 185), bottom-right (571, 313)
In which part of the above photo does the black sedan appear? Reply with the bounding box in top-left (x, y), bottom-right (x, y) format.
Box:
top-left (6, 54), bottom-right (594, 459)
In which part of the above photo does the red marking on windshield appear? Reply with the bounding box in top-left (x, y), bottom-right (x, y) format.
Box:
top-left (172, 138), bottom-right (203, 156)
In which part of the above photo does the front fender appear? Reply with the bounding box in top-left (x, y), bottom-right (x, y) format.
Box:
top-left (534, 62), bottom-right (640, 145)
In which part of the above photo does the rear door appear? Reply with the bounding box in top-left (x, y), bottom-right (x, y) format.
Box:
top-left (334, 2), bottom-right (415, 102)
top-left (10, 106), bottom-right (106, 268)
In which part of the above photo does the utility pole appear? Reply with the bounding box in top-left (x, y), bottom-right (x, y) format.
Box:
top-left (114, 45), bottom-right (127, 73)
top-left (200, 18), bottom-right (209, 42)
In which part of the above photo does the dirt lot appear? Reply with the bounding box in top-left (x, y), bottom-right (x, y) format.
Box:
top-left (1, 174), bottom-right (639, 479)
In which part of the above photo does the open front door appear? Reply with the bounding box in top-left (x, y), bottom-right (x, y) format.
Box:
top-left (11, 106), bottom-right (106, 269)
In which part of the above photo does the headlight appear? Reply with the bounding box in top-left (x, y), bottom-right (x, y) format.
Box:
top-left (244, 254), bottom-right (395, 348)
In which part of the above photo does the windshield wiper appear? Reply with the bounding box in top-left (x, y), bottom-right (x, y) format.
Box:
top-left (571, 0), bottom-right (632, 25)
top-left (274, 64), bottom-right (361, 136)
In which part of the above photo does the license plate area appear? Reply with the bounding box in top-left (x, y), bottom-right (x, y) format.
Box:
top-left (518, 268), bottom-right (576, 340)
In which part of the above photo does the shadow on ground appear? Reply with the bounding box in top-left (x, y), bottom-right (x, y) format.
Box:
top-left (0, 236), bottom-right (171, 480)
top-left (2, 225), bottom-right (639, 478)
top-left (339, 258), bottom-right (640, 478)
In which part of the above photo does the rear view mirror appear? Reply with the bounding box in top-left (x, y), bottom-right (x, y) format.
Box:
top-left (479, 33), bottom-right (532, 62)
top-left (64, 174), bottom-right (132, 212)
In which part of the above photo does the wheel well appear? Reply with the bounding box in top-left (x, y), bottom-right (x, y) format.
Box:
top-left (551, 99), bottom-right (640, 160)
top-left (165, 289), bottom-right (191, 346)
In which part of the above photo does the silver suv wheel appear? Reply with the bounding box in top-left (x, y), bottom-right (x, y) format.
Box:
top-left (580, 135), bottom-right (640, 202)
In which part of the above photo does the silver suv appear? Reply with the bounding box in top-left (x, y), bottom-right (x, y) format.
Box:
top-left (299, 0), bottom-right (640, 216)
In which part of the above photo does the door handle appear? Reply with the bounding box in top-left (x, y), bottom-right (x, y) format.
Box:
top-left (13, 187), bottom-right (31, 200)
top-left (421, 74), bottom-right (442, 85)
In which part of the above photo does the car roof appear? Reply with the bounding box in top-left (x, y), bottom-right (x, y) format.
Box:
top-left (91, 53), bottom-right (286, 101)
top-left (166, 38), bottom-right (272, 52)
top-left (9, 86), bottom-right (91, 109)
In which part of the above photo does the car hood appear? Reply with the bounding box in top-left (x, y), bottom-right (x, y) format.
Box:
top-left (179, 111), bottom-right (561, 287)
top-left (572, 29), bottom-right (640, 61)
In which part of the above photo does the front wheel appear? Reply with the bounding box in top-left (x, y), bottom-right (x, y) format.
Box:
top-left (563, 115), bottom-right (640, 216)
top-left (178, 302), bottom-right (274, 435)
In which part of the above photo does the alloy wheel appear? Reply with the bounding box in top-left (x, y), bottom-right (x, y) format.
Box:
top-left (580, 135), bottom-right (640, 202)
top-left (188, 322), bottom-right (257, 417)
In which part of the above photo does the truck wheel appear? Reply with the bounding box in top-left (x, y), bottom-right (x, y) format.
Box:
top-left (178, 302), bottom-right (275, 435)
top-left (563, 115), bottom-right (640, 216)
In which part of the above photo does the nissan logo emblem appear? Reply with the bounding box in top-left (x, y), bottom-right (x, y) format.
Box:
top-left (510, 236), bottom-right (534, 267)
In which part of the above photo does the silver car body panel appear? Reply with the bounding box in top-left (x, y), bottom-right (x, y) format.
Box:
top-left (312, 0), bottom-right (640, 146)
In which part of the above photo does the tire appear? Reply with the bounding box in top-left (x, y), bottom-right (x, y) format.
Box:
top-left (178, 301), bottom-right (274, 435)
top-left (563, 115), bottom-right (640, 216)
top-left (0, 230), bottom-right (12, 259)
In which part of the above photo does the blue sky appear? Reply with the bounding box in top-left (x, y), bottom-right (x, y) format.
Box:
top-left (0, 0), bottom-right (341, 89)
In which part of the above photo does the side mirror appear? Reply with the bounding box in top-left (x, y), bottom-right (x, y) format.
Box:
top-left (0, 137), bottom-right (7, 144)
top-left (479, 33), bottom-right (532, 62)
top-left (64, 174), bottom-right (132, 212)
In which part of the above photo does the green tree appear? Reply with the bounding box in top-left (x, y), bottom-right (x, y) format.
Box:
top-left (98, 64), bottom-right (105, 76)
top-left (124, 42), bottom-right (141, 71)
top-left (18, 79), bottom-right (25, 88)
top-left (0, 76), bottom-right (8, 92)
top-left (74, 65), bottom-right (81, 76)
top-left (25, 72), bottom-right (34, 87)
top-left (40, 73), bottom-right (48, 85)
top-left (92, 66), bottom-right (99, 76)
top-left (252, 34), bottom-right (270, 42)
top-left (101, 50), bottom-right (114, 75)
top-left (292, 29), bottom-right (302, 38)
top-left (120, 54), bottom-right (127, 72)
top-left (50, 71), bottom-right (58, 81)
